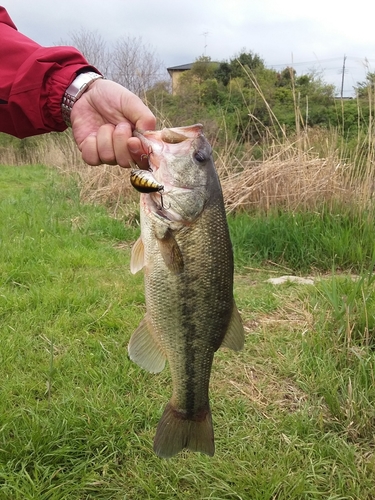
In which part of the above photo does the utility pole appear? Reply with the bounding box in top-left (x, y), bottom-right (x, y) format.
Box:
top-left (340, 55), bottom-right (346, 99)
top-left (340, 55), bottom-right (346, 130)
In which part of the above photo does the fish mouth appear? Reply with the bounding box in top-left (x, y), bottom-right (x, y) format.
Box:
top-left (134, 124), bottom-right (203, 145)
top-left (133, 124), bottom-right (204, 160)
top-left (133, 124), bottom-right (205, 184)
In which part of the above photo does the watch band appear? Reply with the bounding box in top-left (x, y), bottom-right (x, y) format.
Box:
top-left (61, 71), bottom-right (103, 126)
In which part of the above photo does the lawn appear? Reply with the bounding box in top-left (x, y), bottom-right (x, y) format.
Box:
top-left (0, 165), bottom-right (374, 499)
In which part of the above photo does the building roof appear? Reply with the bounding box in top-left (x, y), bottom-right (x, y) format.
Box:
top-left (167, 63), bottom-right (194, 71)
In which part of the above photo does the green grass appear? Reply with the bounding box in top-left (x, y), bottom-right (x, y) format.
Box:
top-left (228, 208), bottom-right (375, 273)
top-left (1, 165), bottom-right (375, 499)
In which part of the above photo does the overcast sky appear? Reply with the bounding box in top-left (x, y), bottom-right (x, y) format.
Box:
top-left (4, 0), bottom-right (375, 96)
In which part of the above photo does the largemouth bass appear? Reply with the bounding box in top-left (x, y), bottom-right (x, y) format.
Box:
top-left (129, 124), bottom-right (244, 458)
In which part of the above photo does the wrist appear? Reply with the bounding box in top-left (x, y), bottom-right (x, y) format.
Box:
top-left (61, 71), bottom-right (103, 126)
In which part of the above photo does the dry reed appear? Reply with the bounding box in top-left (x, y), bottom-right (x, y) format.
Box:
top-left (220, 142), bottom-right (351, 213)
top-left (1, 122), bottom-right (374, 217)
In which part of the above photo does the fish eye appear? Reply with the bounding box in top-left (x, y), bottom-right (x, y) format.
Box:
top-left (194, 150), bottom-right (206, 163)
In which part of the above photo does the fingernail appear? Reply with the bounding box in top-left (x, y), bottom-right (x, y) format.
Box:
top-left (129, 145), bottom-right (140, 155)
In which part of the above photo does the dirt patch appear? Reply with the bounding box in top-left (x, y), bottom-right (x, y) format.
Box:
top-left (227, 364), bottom-right (308, 413)
top-left (212, 293), bottom-right (319, 416)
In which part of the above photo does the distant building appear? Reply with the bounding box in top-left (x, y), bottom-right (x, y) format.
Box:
top-left (167, 63), bottom-right (194, 95)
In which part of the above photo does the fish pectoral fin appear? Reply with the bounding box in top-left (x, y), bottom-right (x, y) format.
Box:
top-left (128, 316), bottom-right (166, 373)
top-left (130, 237), bottom-right (145, 274)
top-left (156, 229), bottom-right (184, 274)
top-left (220, 303), bottom-right (245, 351)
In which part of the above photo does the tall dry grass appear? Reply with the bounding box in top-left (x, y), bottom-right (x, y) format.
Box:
top-left (1, 126), bottom-right (373, 215)
top-left (1, 93), bottom-right (375, 217)
top-left (220, 145), bottom-right (349, 213)
top-left (216, 124), bottom-right (358, 213)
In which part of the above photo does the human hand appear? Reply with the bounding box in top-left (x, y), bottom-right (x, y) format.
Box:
top-left (70, 79), bottom-right (156, 168)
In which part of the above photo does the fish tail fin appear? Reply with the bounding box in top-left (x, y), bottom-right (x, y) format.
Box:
top-left (153, 402), bottom-right (215, 459)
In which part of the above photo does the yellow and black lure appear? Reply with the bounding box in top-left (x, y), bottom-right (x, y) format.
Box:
top-left (130, 169), bottom-right (164, 194)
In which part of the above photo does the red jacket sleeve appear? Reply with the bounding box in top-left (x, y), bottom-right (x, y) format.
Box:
top-left (0, 7), bottom-right (100, 138)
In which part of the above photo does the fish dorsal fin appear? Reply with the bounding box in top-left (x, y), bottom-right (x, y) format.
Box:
top-left (128, 316), bottom-right (166, 373)
top-left (130, 237), bottom-right (144, 274)
top-left (156, 229), bottom-right (184, 274)
top-left (220, 303), bottom-right (245, 351)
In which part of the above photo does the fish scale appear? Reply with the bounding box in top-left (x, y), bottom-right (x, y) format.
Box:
top-left (128, 124), bottom-right (245, 458)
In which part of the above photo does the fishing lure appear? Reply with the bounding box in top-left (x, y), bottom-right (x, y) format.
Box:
top-left (130, 168), bottom-right (164, 194)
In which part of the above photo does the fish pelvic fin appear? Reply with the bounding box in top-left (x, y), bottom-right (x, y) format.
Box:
top-left (130, 237), bottom-right (144, 274)
top-left (220, 302), bottom-right (245, 351)
top-left (128, 316), bottom-right (166, 373)
top-left (153, 402), bottom-right (215, 459)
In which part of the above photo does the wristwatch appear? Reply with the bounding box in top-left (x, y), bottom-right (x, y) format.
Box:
top-left (61, 71), bottom-right (103, 126)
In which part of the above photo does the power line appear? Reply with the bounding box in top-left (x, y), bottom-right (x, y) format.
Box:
top-left (269, 55), bottom-right (375, 68)
top-left (266, 54), bottom-right (373, 96)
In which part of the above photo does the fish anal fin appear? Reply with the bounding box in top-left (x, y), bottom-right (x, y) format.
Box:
top-left (220, 303), bottom-right (245, 351)
top-left (153, 402), bottom-right (214, 459)
top-left (130, 237), bottom-right (145, 274)
top-left (156, 229), bottom-right (184, 274)
top-left (128, 316), bottom-right (166, 373)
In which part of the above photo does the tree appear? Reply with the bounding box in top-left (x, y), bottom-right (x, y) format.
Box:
top-left (188, 56), bottom-right (218, 81)
top-left (215, 50), bottom-right (266, 86)
top-left (355, 72), bottom-right (375, 99)
top-left (59, 29), bottom-right (164, 96)
top-left (276, 67), bottom-right (296, 87)
top-left (176, 57), bottom-right (220, 106)
top-left (59, 29), bottom-right (111, 76)
top-left (111, 36), bottom-right (164, 96)
top-left (231, 50), bottom-right (265, 75)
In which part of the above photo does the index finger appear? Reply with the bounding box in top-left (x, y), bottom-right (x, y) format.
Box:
top-left (127, 136), bottom-right (151, 169)
top-left (120, 91), bottom-right (156, 133)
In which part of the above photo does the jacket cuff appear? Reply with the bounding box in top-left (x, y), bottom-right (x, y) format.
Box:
top-left (46, 61), bottom-right (102, 130)
top-left (9, 45), bottom-right (101, 137)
